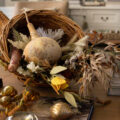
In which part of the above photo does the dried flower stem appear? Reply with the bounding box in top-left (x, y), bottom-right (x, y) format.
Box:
top-left (7, 105), bottom-right (20, 116)
top-left (62, 34), bottom-right (78, 52)
top-left (24, 10), bottom-right (29, 24)
top-left (66, 34), bottom-right (78, 45)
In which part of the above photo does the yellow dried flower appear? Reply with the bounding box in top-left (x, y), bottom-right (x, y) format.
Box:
top-left (51, 76), bottom-right (69, 94)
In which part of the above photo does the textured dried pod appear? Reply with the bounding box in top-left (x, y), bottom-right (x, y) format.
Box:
top-left (1, 86), bottom-right (17, 97)
top-left (50, 102), bottom-right (74, 120)
top-left (8, 47), bottom-right (22, 72)
top-left (0, 96), bottom-right (11, 107)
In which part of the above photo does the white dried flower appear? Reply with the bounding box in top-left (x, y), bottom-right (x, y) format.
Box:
top-left (27, 62), bottom-right (44, 73)
top-left (37, 27), bottom-right (64, 41)
top-left (17, 66), bottom-right (32, 77)
top-left (74, 35), bottom-right (89, 53)
top-left (65, 36), bottom-right (89, 68)
top-left (27, 62), bottom-right (36, 73)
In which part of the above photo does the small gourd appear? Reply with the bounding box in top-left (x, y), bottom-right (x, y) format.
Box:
top-left (0, 96), bottom-right (11, 107)
top-left (1, 86), bottom-right (17, 97)
top-left (23, 12), bottom-right (62, 65)
top-left (50, 102), bottom-right (74, 120)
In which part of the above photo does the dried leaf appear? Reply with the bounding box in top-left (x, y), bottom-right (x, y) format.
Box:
top-left (20, 33), bottom-right (30, 43)
top-left (64, 91), bottom-right (78, 108)
top-left (50, 66), bottom-right (67, 75)
top-left (74, 35), bottom-right (88, 55)
top-left (8, 39), bottom-right (24, 50)
top-left (8, 33), bottom-right (30, 50)
top-left (12, 28), bottom-right (22, 41)
top-left (74, 36), bottom-right (88, 46)
top-left (77, 77), bottom-right (83, 84)
top-left (71, 92), bottom-right (82, 103)
top-left (62, 36), bottom-right (88, 54)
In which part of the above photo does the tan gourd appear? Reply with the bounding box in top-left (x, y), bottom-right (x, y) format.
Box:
top-left (50, 102), bottom-right (74, 120)
top-left (23, 12), bottom-right (62, 65)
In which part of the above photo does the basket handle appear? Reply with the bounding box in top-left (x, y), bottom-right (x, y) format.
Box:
top-left (0, 11), bottom-right (9, 36)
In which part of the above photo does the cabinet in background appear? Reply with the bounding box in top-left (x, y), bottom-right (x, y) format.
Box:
top-left (69, 1), bottom-right (120, 31)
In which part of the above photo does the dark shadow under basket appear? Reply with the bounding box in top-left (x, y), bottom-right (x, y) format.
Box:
top-left (0, 10), bottom-right (84, 83)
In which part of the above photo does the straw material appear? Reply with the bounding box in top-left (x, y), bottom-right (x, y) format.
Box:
top-left (0, 10), bottom-right (84, 82)
top-left (0, 11), bottom-right (10, 63)
top-left (0, 11), bottom-right (9, 35)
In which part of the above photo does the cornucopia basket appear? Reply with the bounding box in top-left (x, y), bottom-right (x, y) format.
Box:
top-left (0, 10), bottom-right (116, 118)
top-left (0, 10), bottom-right (84, 84)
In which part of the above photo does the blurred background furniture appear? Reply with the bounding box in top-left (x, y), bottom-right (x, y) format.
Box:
top-left (69, 1), bottom-right (120, 31)
top-left (1, 0), bottom-right (120, 32)
top-left (4, 0), bottom-right (66, 6)
top-left (0, 0), bottom-right (68, 18)
top-left (14, 0), bottom-right (68, 15)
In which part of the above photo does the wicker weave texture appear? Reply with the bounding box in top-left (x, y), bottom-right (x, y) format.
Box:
top-left (0, 10), bottom-right (84, 81)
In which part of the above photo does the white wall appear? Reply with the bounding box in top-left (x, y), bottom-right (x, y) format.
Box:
top-left (109, 0), bottom-right (120, 1)
top-left (0, 0), bottom-right (5, 6)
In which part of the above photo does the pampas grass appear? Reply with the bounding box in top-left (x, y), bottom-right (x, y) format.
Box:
top-left (37, 27), bottom-right (64, 41)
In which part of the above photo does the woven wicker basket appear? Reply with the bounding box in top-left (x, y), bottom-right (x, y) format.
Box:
top-left (0, 10), bottom-right (84, 82)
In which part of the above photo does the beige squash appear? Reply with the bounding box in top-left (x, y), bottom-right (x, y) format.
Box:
top-left (23, 13), bottom-right (62, 65)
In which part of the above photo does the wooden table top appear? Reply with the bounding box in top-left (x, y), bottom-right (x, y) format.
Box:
top-left (92, 86), bottom-right (120, 120)
top-left (0, 65), bottom-right (120, 120)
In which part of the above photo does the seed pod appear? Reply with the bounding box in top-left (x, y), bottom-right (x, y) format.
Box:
top-left (8, 47), bottom-right (22, 72)
top-left (0, 96), bottom-right (11, 107)
top-left (50, 102), bottom-right (74, 120)
top-left (1, 86), bottom-right (17, 97)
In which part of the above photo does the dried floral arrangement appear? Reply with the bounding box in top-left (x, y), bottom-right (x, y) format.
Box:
top-left (0, 10), bottom-right (119, 119)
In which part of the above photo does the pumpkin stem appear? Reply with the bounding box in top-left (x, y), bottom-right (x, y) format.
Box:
top-left (24, 10), bottom-right (39, 40)
top-left (24, 11), bottom-right (29, 24)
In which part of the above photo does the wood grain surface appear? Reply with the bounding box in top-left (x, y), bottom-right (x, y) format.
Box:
top-left (91, 84), bottom-right (120, 120)
top-left (0, 65), bottom-right (120, 120)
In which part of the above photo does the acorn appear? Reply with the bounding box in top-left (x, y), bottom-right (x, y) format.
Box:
top-left (50, 102), bottom-right (74, 120)
top-left (1, 86), bottom-right (17, 97)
